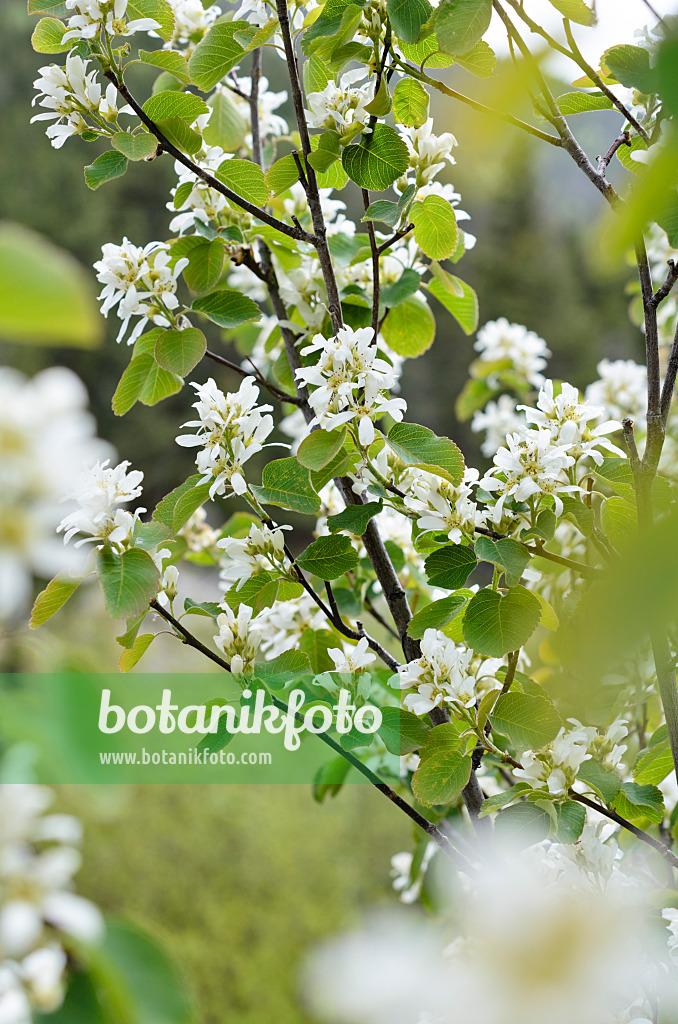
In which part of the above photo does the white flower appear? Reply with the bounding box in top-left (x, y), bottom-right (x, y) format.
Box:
top-left (218, 522), bottom-right (291, 591)
top-left (235, 0), bottom-right (272, 27)
top-left (521, 380), bottom-right (624, 466)
top-left (213, 604), bottom-right (264, 673)
top-left (400, 118), bottom-right (457, 185)
top-left (585, 359), bottom-right (647, 427)
top-left (393, 630), bottom-right (479, 713)
top-left (56, 459), bottom-right (144, 550)
top-left (295, 325), bottom-right (407, 445)
top-left (176, 377), bottom-right (279, 499)
top-left (94, 239), bottom-right (188, 344)
top-left (306, 68), bottom-right (375, 132)
top-left (255, 594), bottom-right (328, 659)
top-left (31, 55), bottom-right (132, 149)
top-left (168, 146), bottom-right (233, 235)
top-left (328, 637), bottom-right (376, 674)
top-left (163, 0), bottom-right (220, 51)
top-left (513, 721), bottom-right (595, 796)
top-left (480, 427), bottom-right (579, 521)
top-left (662, 907), bottom-right (678, 961)
top-left (62, 0), bottom-right (160, 43)
top-left (403, 468), bottom-right (483, 544)
top-left (474, 318), bottom-right (551, 387)
top-left (472, 395), bottom-right (526, 458)
top-left (390, 844), bottom-right (436, 904)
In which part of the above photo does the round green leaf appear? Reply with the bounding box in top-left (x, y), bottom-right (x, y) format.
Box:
top-left (216, 159), bottom-right (270, 206)
top-left (31, 16), bottom-right (69, 52)
top-left (463, 585), bottom-right (541, 657)
top-left (387, 0), bottom-right (433, 44)
top-left (412, 748), bottom-right (472, 806)
top-left (411, 196), bottom-right (458, 260)
top-left (139, 47), bottom-right (190, 84)
top-left (424, 545), bottom-right (477, 589)
top-left (295, 534), bottom-right (359, 580)
top-left (386, 422), bottom-right (465, 484)
top-left (112, 132), bottom-right (158, 161)
top-left (192, 288), bottom-right (260, 328)
top-left (297, 428), bottom-right (347, 471)
top-left (493, 802), bottom-right (551, 847)
top-left (341, 124), bottom-right (409, 191)
top-left (84, 151), bottom-right (128, 190)
top-left (392, 78), bottom-right (430, 128)
top-left (435, 0), bottom-right (492, 56)
top-left (154, 328), bottom-right (206, 376)
top-left (98, 547), bottom-right (160, 619)
top-left (188, 21), bottom-right (248, 92)
top-left (382, 296), bottom-right (435, 357)
top-left (490, 692), bottom-right (562, 752)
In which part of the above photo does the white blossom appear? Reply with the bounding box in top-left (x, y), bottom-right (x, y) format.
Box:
top-left (390, 844), bottom-right (436, 904)
top-left (480, 427), bottom-right (579, 521)
top-left (218, 522), bottom-right (291, 591)
top-left (663, 907), bottom-right (678, 961)
top-left (306, 69), bottom-right (375, 132)
top-left (472, 395), bottom-right (526, 458)
top-left (393, 630), bottom-right (480, 713)
top-left (213, 604), bottom-right (264, 673)
top-left (168, 146), bottom-right (235, 235)
top-left (163, 0), bottom-right (220, 51)
top-left (400, 118), bottom-right (457, 186)
top-left (328, 637), bottom-right (376, 674)
top-left (31, 55), bottom-right (132, 149)
top-left (225, 77), bottom-right (289, 147)
top-left (94, 239), bottom-right (188, 344)
top-left (62, 0), bottom-right (159, 43)
top-left (56, 458), bottom-right (144, 550)
top-left (474, 318), bottom-right (551, 387)
top-left (176, 377), bottom-right (278, 498)
top-left (255, 594), bottom-right (327, 659)
top-left (295, 325), bottom-right (407, 446)
top-left (513, 721), bottom-right (596, 796)
top-left (521, 380), bottom-right (624, 466)
top-left (403, 467), bottom-right (483, 545)
top-left (585, 358), bottom-right (647, 426)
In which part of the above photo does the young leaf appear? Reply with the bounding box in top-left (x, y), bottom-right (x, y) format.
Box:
top-left (152, 474), bottom-right (211, 535)
top-left (490, 692), bottom-right (562, 751)
top-left (295, 534), bottom-right (359, 580)
top-left (154, 116), bottom-right (202, 155)
top-left (463, 586), bottom-right (541, 657)
top-left (84, 151), bottom-right (128, 190)
top-left (112, 354), bottom-right (154, 416)
top-left (127, 0), bottom-right (174, 40)
top-left (139, 48), bottom-right (191, 84)
top-left (435, 0), bottom-right (492, 56)
top-left (265, 154), bottom-right (303, 196)
top-left (556, 91), bottom-right (613, 115)
top-left (547, 0), bottom-right (595, 25)
top-left (378, 706), bottom-right (431, 755)
top-left (297, 428), bottom-right (347, 471)
top-left (192, 288), bottom-right (260, 328)
top-left (407, 593), bottom-right (468, 638)
top-left (138, 359), bottom-right (183, 406)
top-left (251, 457), bottom-right (321, 515)
top-left (154, 328), bottom-right (206, 377)
top-left (455, 39), bottom-right (496, 77)
top-left (327, 501), bottom-right (383, 535)
top-left (392, 78), bottom-right (430, 127)
top-left (142, 89), bottom-right (209, 122)
top-left (119, 633), bottom-right (156, 672)
top-left (188, 21), bottom-right (248, 92)
top-left (400, 34), bottom-right (454, 69)
top-left (31, 17), bottom-right (69, 52)
top-left (98, 547), bottom-right (160, 619)
top-left (412, 748), bottom-right (472, 806)
top-left (382, 297), bottom-right (435, 357)
top-left (603, 44), bottom-right (657, 94)
top-left (380, 268), bottom-right (422, 307)
top-left (613, 782), bottom-right (664, 824)
top-left (386, 422), bottom-right (465, 484)
top-left (411, 196), bottom-right (458, 259)
top-left (424, 545), bottom-right (477, 589)
top-left (313, 757), bottom-right (352, 802)
top-left (204, 89), bottom-right (248, 151)
top-left (475, 536), bottom-right (530, 587)
top-left (425, 273), bottom-right (479, 334)
top-left (341, 124), bottom-right (409, 191)
top-left (30, 575), bottom-right (82, 628)
top-left (216, 159), bottom-right (270, 206)
top-left (576, 760), bottom-right (621, 804)
top-left (111, 132), bottom-right (158, 161)
top-left (387, 0), bottom-right (433, 44)
top-left (182, 239), bottom-right (224, 293)
top-left (633, 739), bottom-right (673, 785)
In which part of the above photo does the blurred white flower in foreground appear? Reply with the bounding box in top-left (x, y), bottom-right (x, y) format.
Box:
top-left (303, 840), bottom-right (674, 1024)
top-left (0, 784), bottom-right (103, 1022)
top-left (0, 366), bottom-right (109, 621)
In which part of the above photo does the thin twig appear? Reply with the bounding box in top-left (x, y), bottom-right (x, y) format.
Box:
top-left (204, 349), bottom-right (301, 405)
top-left (598, 131), bottom-right (631, 176)
top-left (661, 317), bottom-right (678, 423)
top-left (522, 542), bottom-right (602, 578)
top-left (376, 225), bottom-right (413, 255)
top-left (651, 260), bottom-right (678, 309)
top-left (362, 188), bottom-right (381, 339)
top-left (622, 417), bottom-right (642, 473)
top-left (500, 650), bottom-right (520, 694)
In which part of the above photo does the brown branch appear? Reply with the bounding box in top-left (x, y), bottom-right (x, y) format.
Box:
top-left (598, 131), bottom-right (631, 176)
top-left (651, 260), bottom-right (678, 309)
top-left (571, 792), bottom-right (678, 869)
top-left (500, 650), bottom-right (520, 694)
top-left (376, 225), bottom-right (413, 255)
top-left (661, 317), bottom-right (678, 423)
top-left (203, 349), bottom-right (302, 405)
top-left (362, 188), bottom-right (381, 339)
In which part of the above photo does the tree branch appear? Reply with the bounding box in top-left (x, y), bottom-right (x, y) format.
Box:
top-left (571, 791), bottom-right (678, 869)
top-left (362, 188), bottom-right (381, 338)
top-left (661, 316), bottom-right (678, 423)
top-left (598, 131), bottom-right (631, 176)
top-left (204, 349), bottom-right (302, 405)
top-left (652, 260), bottom-right (678, 309)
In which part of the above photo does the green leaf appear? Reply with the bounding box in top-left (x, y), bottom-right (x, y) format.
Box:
top-left (265, 154), bottom-right (302, 196)
top-left (341, 124), bottom-right (409, 191)
top-left (490, 692), bottom-right (562, 751)
top-left (30, 575), bottom-right (82, 628)
top-left (493, 802), bottom-right (551, 846)
top-left (192, 287), bottom-right (260, 328)
top-left (378, 706), bottom-right (431, 755)
top-left (435, 0), bottom-right (492, 56)
top-left (188, 21), bottom-right (248, 92)
top-left (0, 223), bottom-right (101, 348)
top-left (455, 39), bottom-right (496, 77)
top-left (387, 0), bottom-right (432, 43)
top-left (411, 196), bottom-right (458, 259)
top-left (424, 545), bottom-right (477, 589)
top-left (111, 131), bottom-right (158, 161)
top-left (139, 47), bottom-right (191, 84)
top-left (392, 77), bottom-right (430, 127)
top-left (425, 273), bottom-right (479, 334)
top-left (362, 200), bottom-right (400, 227)
top-left (556, 90), bottom-right (614, 115)
top-left (132, 521), bottom-right (171, 550)
top-left (613, 782), bottom-right (664, 824)
top-left (412, 748), bottom-right (472, 806)
top-left (576, 760), bottom-right (621, 803)
top-left (386, 422), bottom-right (465, 484)
top-left (382, 296), bottom-right (436, 357)
top-left (297, 428), bottom-right (347, 471)
top-left (153, 475), bottom-right (212, 535)
top-left (203, 88), bottom-right (247, 151)
top-left (84, 151), bottom-right (128, 190)
top-left (312, 134), bottom-right (350, 189)
top-left (216, 159), bottom-right (269, 206)
top-left (327, 501), bottom-right (383, 535)
top-left (478, 783), bottom-right (531, 816)
top-left (603, 44), bottom-right (657, 94)
top-left (547, 0), bottom-right (595, 24)
top-left (251, 457), bottom-right (321, 515)
top-left (556, 800), bottom-right (586, 843)
top-left (380, 268), bottom-right (422, 307)
top-left (296, 534), bottom-right (359, 580)
top-left (98, 547), bottom-right (160, 619)
top-left (475, 536), bottom-right (530, 587)
top-left (600, 496), bottom-right (636, 548)
top-left (463, 585), bottom-right (541, 657)
top-left (634, 739), bottom-right (674, 786)
top-left (119, 633), bottom-right (156, 672)
top-left (154, 328), bottom-right (206, 376)
top-left (138, 358), bottom-right (183, 406)
top-left (126, 0), bottom-right (174, 39)
top-left (313, 756), bottom-right (352, 801)
top-left (400, 35), bottom-right (454, 68)
top-left (594, 456), bottom-right (635, 502)
top-left (28, 0), bottom-right (68, 14)
top-left (299, 628), bottom-right (338, 672)
top-left (407, 594), bottom-right (467, 638)
top-left (112, 354), bottom-right (152, 416)
top-left (364, 76), bottom-right (392, 116)
top-left (142, 89), bottom-right (209, 124)
top-left (182, 239), bottom-right (224, 293)
top-left (31, 17), bottom-right (69, 52)
top-left (254, 578), bottom-right (305, 610)
top-left (559, 494), bottom-right (594, 536)
top-left (657, 37), bottom-right (678, 119)
top-left (154, 116), bottom-right (202, 155)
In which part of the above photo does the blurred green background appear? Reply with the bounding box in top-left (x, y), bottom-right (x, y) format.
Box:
top-left (0, 1), bottom-right (646, 1019)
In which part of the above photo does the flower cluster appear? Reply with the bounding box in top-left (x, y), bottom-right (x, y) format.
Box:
top-left (94, 238), bottom-right (188, 344)
top-left (328, 637), bottom-right (376, 675)
top-left (168, 146), bottom-right (238, 236)
top-left (295, 325), bottom-right (407, 446)
top-left (521, 380), bottom-right (624, 465)
top-left (61, 0), bottom-right (160, 43)
top-left (514, 721), bottom-right (596, 796)
top-left (164, 0), bottom-right (221, 52)
top-left (403, 467), bottom-right (483, 544)
top-left (218, 522), bottom-right (291, 592)
top-left (400, 118), bottom-right (457, 187)
top-left (472, 394), bottom-right (526, 457)
top-left (213, 604), bottom-right (264, 673)
top-left (0, 784), bottom-right (103, 1022)
top-left (176, 377), bottom-right (277, 498)
top-left (393, 630), bottom-right (480, 714)
top-left (306, 69), bottom-right (375, 133)
top-left (255, 594), bottom-right (327, 660)
top-left (474, 318), bottom-right (551, 387)
top-left (32, 55), bottom-right (132, 149)
top-left (480, 427), bottom-right (578, 522)
top-left (57, 458), bottom-right (144, 551)
top-left (585, 358), bottom-right (647, 426)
